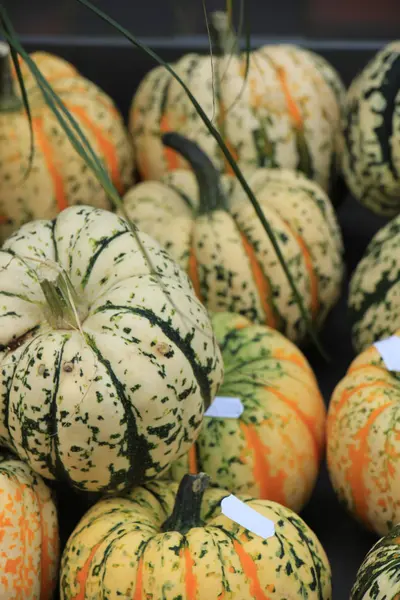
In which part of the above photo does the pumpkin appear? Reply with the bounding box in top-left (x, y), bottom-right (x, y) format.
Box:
top-left (169, 311), bottom-right (326, 513)
top-left (60, 472), bottom-right (332, 599)
top-left (326, 335), bottom-right (400, 536)
top-left (0, 42), bottom-right (134, 240)
top-left (0, 205), bottom-right (223, 494)
top-left (350, 524), bottom-right (400, 599)
top-left (0, 451), bottom-right (59, 600)
top-left (348, 213), bottom-right (400, 353)
top-left (130, 12), bottom-right (345, 196)
top-left (122, 132), bottom-right (344, 345)
top-left (342, 41), bottom-right (400, 216)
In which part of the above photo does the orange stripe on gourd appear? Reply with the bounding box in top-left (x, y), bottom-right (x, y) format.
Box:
top-left (276, 67), bottom-right (303, 130)
top-left (72, 540), bottom-right (103, 600)
top-left (346, 402), bottom-right (393, 528)
top-left (160, 115), bottom-right (181, 171)
top-left (32, 117), bottom-right (68, 212)
top-left (240, 233), bottom-right (279, 329)
top-left (183, 546), bottom-right (198, 600)
top-left (188, 445), bottom-right (198, 475)
top-left (239, 422), bottom-right (287, 505)
top-left (187, 247), bottom-right (202, 302)
top-left (233, 540), bottom-right (271, 600)
top-left (67, 104), bottom-right (123, 194)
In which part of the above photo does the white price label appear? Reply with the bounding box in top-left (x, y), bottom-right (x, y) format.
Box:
top-left (205, 396), bottom-right (244, 419)
top-left (221, 495), bottom-right (275, 539)
top-left (374, 336), bottom-right (400, 371)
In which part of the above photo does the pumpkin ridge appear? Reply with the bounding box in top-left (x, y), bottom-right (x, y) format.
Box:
top-left (286, 515), bottom-right (325, 599)
top-left (83, 332), bottom-right (154, 491)
top-left (239, 232), bottom-right (281, 329)
top-left (232, 539), bottom-right (271, 600)
top-left (327, 379), bottom-right (393, 423)
top-left (264, 386), bottom-right (320, 461)
top-left (187, 244), bottom-right (202, 301)
top-left (81, 228), bottom-right (131, 289)
top-left (345, 401), bottom-right (393, 529)
top-left (239, 421), bottom-right (287, 505)
top-left (91, 304), bottom-right (213, 408)
top-left (32, 117), bottom-right (68, 212)
top-left (66, 103), bottom-right (124, 193)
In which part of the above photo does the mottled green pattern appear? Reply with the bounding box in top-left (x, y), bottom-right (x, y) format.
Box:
top-left (349, 214), bottom-right (400, 352)
top-left (60, 478), bottom-right (331, 599)
top-left (342, 41), bottom-right (400, 216)
top-left (351, 524), bottom-right (400, 599)
top-left (0, 206), bottom-right (223, 493)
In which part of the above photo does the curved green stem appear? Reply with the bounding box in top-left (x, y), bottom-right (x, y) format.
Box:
top-left (0, 41), bottom-right (22, 112)
top-left (162, 132), bottom-right (227, 215)
top-left (161, 473), bottom-right (210, 535)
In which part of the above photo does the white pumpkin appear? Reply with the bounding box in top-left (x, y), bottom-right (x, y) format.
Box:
top-left (0, 205), bottom-right (223, 493)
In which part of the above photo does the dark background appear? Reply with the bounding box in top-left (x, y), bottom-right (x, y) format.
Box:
top-left (5, 0), bottom-right (399, 597)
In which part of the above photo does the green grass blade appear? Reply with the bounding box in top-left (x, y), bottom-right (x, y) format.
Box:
top-left (0, 9), bottom-right (35, 182)
top-left (75, 0), bottom-right (329, 359)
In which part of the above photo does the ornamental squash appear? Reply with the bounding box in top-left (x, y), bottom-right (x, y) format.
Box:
top-left (342, 41), bottom-right (400, 216)
top-left (122, 132), bottom-right (344, 344)
top-left (60, 472), bottom-right (332, 599)
top-left (327, 335), bottom-right (400, 535)
top-left (350, 524), bottom-right (400, 599)
top-left (130, 12), bottom-right (346, 196)
top-left (0, 42), bottom-right (134, 240)
top-left (0, 205), bottom-right (223, 493)
top-left (348, 213), bottom-right (400, 353)
top-left (0, 451), bottom-right (59, 600)
top-left (169, 312), bottom-right (326, 513)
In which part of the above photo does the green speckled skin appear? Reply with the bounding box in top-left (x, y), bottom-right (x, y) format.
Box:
top-left (351, 524), bottom-right (400, 599)
top-left (342, 41), bottom-right (400, 216)
top-left (60, 478), bottom-right (332, 600)
top-left (0, 205), bottom-right (223, 493)
top-left (349, 213), bottom-right (400, 352)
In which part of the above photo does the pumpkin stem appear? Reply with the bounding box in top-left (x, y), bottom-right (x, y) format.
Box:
top-left (162, 132), bottom-right (227, 215)
top-left (161, 472), bottom-right (210, 535)
top-left (36, 261), bottom-right (87, 330)
top-left (210, 10), bottom-right (239, 56)
top-left (0, 42), bottom-right (22, 113)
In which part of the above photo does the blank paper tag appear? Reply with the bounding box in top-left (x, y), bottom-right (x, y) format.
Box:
top-left (221, 494), bottom-right (275, 539)
top-left (374, 336), bottom-right (400, 371)
top-left (205, 396), bottom-right (244, 419)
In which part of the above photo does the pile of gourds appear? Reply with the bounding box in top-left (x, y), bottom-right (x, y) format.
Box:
top-left (1, 19), bottom-right (400, 599)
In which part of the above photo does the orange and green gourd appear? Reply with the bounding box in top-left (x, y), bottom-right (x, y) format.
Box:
top-left (122, 132), bottom-right (344, 345)
top-left (350, 524), bottom-right (400, 599)
top-left (0, 205), bottom-right (223, 494)
top-left (327, 334), bottom-right (400, 536)
top-left (130, 11), bottom-right (346, 197)
top-left (0, 42), bottom-right (134, 240)
top-left (0, 452), bottom-right (59, 600)
top-left (342, 41), bottom-right (400, 217)
top-left (60, 472), bottom-right (332, 599)
top-left (169, 312), bottom-right (326, 513)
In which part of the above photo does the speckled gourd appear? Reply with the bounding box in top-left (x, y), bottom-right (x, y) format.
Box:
top-left (60, 473), bottom-right (332, 600)
top-left (0, 451), bottom-right (59, 600)
top-left (0, 42), bottom-right (134, 240)
top-left (327, 334), bottom-right (400, 536)
top-left (350, 524), bottom-right (400, 599)
top-left (0, 205), bottom-right (223, 494)
top-left (130, 11), bottom-right (346, 197)
top-left (122, 132), bottom-right (344, 344)
top-left (348, 213), bottom-right (400, 353)
top-left (169, 312), bottom-right (326, 513)
top-left (342, 41), bottom-right (400, 216)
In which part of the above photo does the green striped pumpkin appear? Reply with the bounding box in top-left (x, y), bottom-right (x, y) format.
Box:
top-left (350, 525), bottom-right (400, 599)
top-left (130, 13), bottom-right (345, 197)
top-left (60, 473), bottom-right (332, 599)
top-left (169, 312), bottom-right (326, 513)
top-left (0, 205), bottom-right (223, 493)
top-left (342, 41), bottom-right (400, 216)
top-left (122, 133), bottom-right (344, 345)
top-left (349, 213), bottom-right (400, 352)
